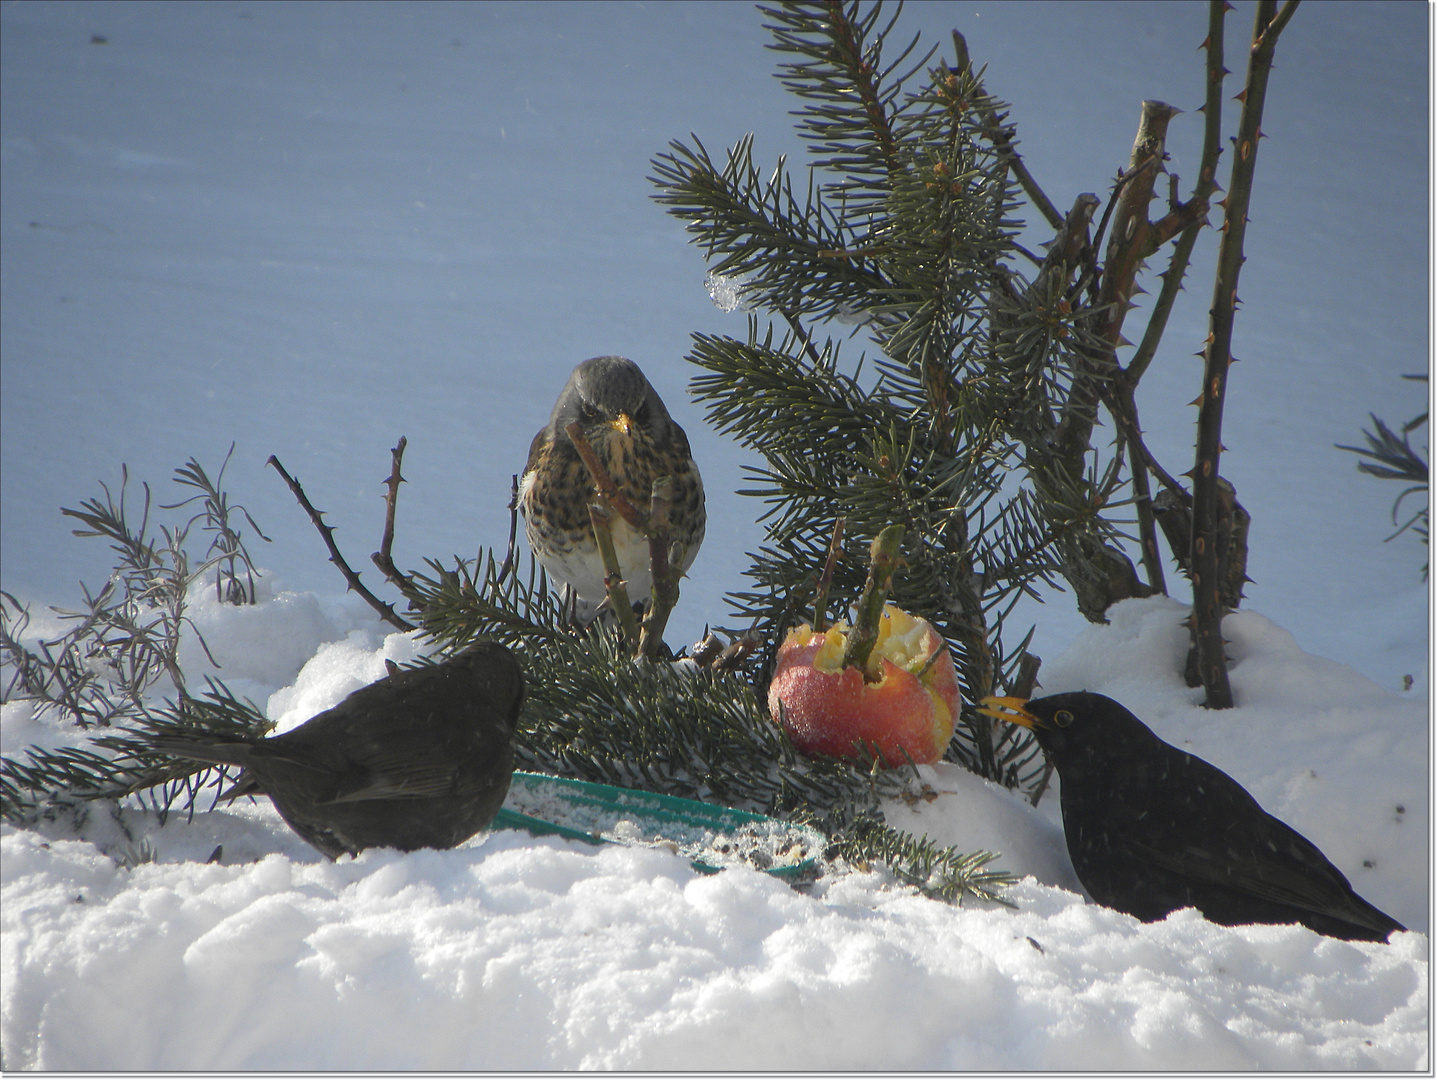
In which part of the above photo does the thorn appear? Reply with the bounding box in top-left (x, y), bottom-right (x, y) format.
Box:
top-left (1116, 333), bottom-right (1134, 348)
top-left (1189, 394), bottom-right (1205, 407)
top-left (1130, 283), bottom-right (1149, 296)
top-left (1199, 35), bottom-right (1210, 50)
top-left (1223, 1), bottom-right (1235, 12)
top-left (1234, 88), bottom-right (1248, 103)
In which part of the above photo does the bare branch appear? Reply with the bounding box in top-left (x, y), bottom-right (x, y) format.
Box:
top-left (266, 455), bottom-right (415, 632)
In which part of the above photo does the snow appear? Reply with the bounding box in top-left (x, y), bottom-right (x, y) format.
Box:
top-left (3, 590), bottom-right (1429, 1070)
top-left (0, 0), bottom-right (1430, 1071)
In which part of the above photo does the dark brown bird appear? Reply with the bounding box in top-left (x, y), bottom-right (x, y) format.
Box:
top-left (979, 691), bottom-right (1406, 942)
top-left (153, 642), bottom-right (525, 860)
top-left (519, 356), bottom-right (705, 621)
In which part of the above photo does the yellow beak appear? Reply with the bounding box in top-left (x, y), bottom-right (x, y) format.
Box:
top-left (977, 695), bottom-right (1040, 729)
top-left (610, 412), bottom-right (633, 435)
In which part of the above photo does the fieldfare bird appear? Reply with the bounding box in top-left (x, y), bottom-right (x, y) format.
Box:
top-left (979, 691), bottom-right (1406, 942)
top-left (519, 356), bottom-right (705, 621)
top-left (152, 642), bottom-right (525, 860)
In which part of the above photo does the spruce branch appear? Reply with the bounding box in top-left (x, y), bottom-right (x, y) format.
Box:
top-left (761, 1), bottom-right (930, 190)
top-left (2, 674), bottom-right (272, 827)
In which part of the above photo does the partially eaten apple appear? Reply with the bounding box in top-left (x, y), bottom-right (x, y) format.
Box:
top-left (768, 604), bottom-right (960, 766)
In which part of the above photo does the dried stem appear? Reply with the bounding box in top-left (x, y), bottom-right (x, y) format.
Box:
top-left (496, 473), bottom-right (521, 585)
top-left (951, 30), bottom-right (1064, 232)
top-left (812, 516), bottom-right (847, 632)
top-left (266, 455), bottom-right (415, 632)
top-left (370, 437), bottom-right (421, 603)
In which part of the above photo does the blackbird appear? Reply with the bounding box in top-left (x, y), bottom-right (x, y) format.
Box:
top-left (979, 691), bottom-right (1406, 942)
top-left (153, 641), bottom-right (525, 860)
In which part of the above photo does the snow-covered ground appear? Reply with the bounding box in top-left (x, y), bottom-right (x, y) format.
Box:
top-left (1, 0), bottom-right (1429, 1070)
top-left (2, 589), bottom-right (1428, 1070)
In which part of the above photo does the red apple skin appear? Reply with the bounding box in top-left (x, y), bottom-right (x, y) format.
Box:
top-left (767, 609), bottom-right (960, 766)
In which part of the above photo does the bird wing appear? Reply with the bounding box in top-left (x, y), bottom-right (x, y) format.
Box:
top-left (523, 425), bottom-right (548, 476)
top-left (317, 760), bottom-right (461, 804)
top-left (301, 695), bottom-right (513, 805)
top-left (1122, 774), bottom-right (1402, 937)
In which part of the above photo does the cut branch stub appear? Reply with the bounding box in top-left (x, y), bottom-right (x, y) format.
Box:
top-left (841, 524), bottom-right (906, 678)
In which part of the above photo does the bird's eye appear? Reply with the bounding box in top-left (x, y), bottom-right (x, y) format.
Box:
top-left (1054, 709), bottom-right (1074, 727)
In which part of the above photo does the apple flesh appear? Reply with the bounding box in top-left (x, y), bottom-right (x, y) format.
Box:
top-left (768, 604), bottom-right (960, 766)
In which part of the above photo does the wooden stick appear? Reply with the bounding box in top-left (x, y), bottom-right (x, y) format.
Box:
top-left (638, 476), bottom-right (680, 659)
top-left (588, 501), bottom-right (641, 649)
top-left (564, 421), bottom-right (648, 532)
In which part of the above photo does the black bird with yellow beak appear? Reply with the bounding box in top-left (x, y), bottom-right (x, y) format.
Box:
top-left (519, 356), bottom-right (705, 622)
top-left (980, 691), bottom-right (1406, 942)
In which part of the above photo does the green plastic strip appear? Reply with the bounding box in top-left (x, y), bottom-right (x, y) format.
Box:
top-left (492, 771), bottom-right (819, 879)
